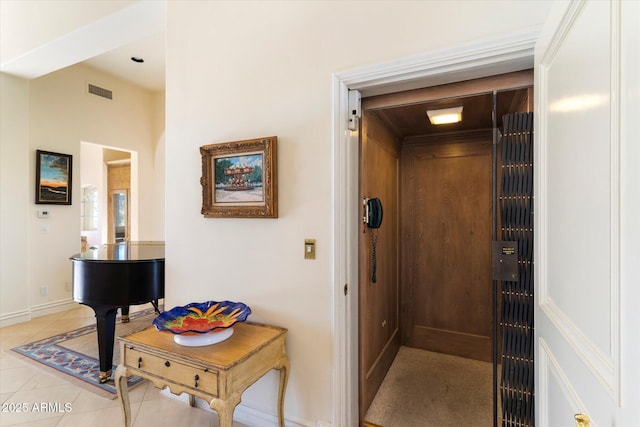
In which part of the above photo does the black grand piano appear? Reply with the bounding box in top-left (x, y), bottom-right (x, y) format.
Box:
top-left (70, 242), bottom-right (164, 383)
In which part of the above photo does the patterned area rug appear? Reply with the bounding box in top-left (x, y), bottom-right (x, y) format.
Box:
top-left (11, 308), bottom-right (157, 399)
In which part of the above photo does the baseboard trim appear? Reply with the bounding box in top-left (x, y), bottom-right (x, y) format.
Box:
top-left (175, 389), bottom-right (316, 427)
top-left (234, 403), bottom-right (313, 427)
top-left (411, 325), bottom-right (492, 362)
top-left (30, 298), bottom-right (79, 317)
top-left (0, 299), bottom-right (79, 327)
top-left (0, 309), bottom-right (31, 327)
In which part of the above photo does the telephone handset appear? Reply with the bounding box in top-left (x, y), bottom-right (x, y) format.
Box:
top-left (363, 197), bottom-right (383, 283)
top-left (365, 197), bottom-right (383, 228)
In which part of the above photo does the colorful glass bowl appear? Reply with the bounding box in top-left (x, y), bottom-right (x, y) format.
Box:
top-left (153, 300), bottom-right (251, 335)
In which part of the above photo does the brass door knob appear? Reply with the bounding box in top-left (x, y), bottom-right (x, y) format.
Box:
top-left (575, 413), bottom-right (590, 427)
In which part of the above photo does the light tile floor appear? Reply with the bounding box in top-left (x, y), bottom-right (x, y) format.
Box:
top-left (0, 305), bottom-right (247, 427)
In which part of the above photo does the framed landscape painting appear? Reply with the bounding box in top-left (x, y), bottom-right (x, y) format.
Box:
top-left (35, 150), bottom-right (72, 205)
top-left (200, 136), bottom-right (277, 218)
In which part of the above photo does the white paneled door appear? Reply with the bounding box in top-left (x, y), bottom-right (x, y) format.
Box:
top-left (534, 1), bottom-right (639, 426)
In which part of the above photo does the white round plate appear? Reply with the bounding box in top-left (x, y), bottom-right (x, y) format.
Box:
top-left (173, 327), bottom-right (234, 347)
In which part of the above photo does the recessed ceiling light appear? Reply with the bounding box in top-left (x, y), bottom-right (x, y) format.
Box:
top-left (131, 57), bottom-right (144, 63)
top-left (426, 106), bottom-right (463, 125)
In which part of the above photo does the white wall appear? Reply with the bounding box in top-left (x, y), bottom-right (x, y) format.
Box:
top-left (165, 1), bottom-right (552, 424)
top-left (27, 63), bottom-right (165, 312)
top-left (79, 142), bottom-right (104, 249)
top-left (0, 63), bottom-right (165, 325)
top-left (0, 73), bottom-right (30, 322)
top-left (146, 91), bottom-right (165, 241)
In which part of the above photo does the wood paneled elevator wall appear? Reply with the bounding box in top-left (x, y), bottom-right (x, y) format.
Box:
top-left (400, 132), bottom-right (493, 362)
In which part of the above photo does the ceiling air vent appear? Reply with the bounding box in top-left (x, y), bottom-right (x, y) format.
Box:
top-left (88, 83), bottom-right (112, 100)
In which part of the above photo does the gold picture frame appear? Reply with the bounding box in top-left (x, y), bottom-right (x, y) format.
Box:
top-left (200, 136), bottom-right (278, 218)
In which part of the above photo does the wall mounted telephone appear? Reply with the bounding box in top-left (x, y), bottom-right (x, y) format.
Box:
top-left (364, 197), bottom-right (383, 228)
top-left (363, 197), bottom-right (383, 283)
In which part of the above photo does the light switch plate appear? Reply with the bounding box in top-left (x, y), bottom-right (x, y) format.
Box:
top-left (304, 239), bottom-right (316, 260)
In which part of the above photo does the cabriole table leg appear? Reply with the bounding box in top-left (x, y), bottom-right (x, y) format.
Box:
top-left (210, 393), bottom-right (241, 427)
top-left (114, 365), bottom-right (132, 427)
top-left (277, 355), bottom-right (290, 427)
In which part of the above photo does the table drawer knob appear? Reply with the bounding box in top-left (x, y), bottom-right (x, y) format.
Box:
top-left (194, 374), bottom-right (199, 388)
top-left (164, 361), bottom-right (171, 367)
top-left (138, 357), bottom-right (142, 369)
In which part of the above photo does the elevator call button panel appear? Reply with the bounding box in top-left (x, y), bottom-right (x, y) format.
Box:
top-left (492, 241), bottom-right (518, 281)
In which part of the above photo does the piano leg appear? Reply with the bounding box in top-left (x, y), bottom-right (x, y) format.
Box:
top-left (120, 306), bottom-right (130, 323)
top-left (151, 299), bottom-right (161, 314)
top-left (93, 306), bottom-right (117, 383)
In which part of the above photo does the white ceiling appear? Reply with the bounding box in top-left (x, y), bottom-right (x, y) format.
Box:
top-left (0, 1), bottom-right (166, 92)
top-left (83, 32), bottom-right (166, 92)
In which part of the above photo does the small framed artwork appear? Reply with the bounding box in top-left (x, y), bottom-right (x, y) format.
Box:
top-left (200, 136), bottom-right (277, 218)
top-left (35, 150), bottom-right (73, 205)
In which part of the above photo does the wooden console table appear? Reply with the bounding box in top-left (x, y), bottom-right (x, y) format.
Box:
top-left (114, 322), bottom-right (289, 427)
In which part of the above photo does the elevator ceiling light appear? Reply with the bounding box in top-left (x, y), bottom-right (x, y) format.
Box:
top-left (426, 106), bottom-right (463, 125)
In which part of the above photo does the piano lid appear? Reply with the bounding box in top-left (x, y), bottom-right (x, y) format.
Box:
top-left (70, 241), bottom-right (165, 262)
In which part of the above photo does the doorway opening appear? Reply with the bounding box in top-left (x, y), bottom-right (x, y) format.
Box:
top-left (358, 71), bottom-right (533, 426)
top-left (80, 142), bottom-right (139, 250)
top-left (106, 156), bottom-right (131, 243)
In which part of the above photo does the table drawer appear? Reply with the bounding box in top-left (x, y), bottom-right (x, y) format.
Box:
top-left (124, 346), bottom-right (218, 396)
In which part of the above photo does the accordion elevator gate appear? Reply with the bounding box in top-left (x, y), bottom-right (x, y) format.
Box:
top-left (494, 111), bottom-right (534, 427)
